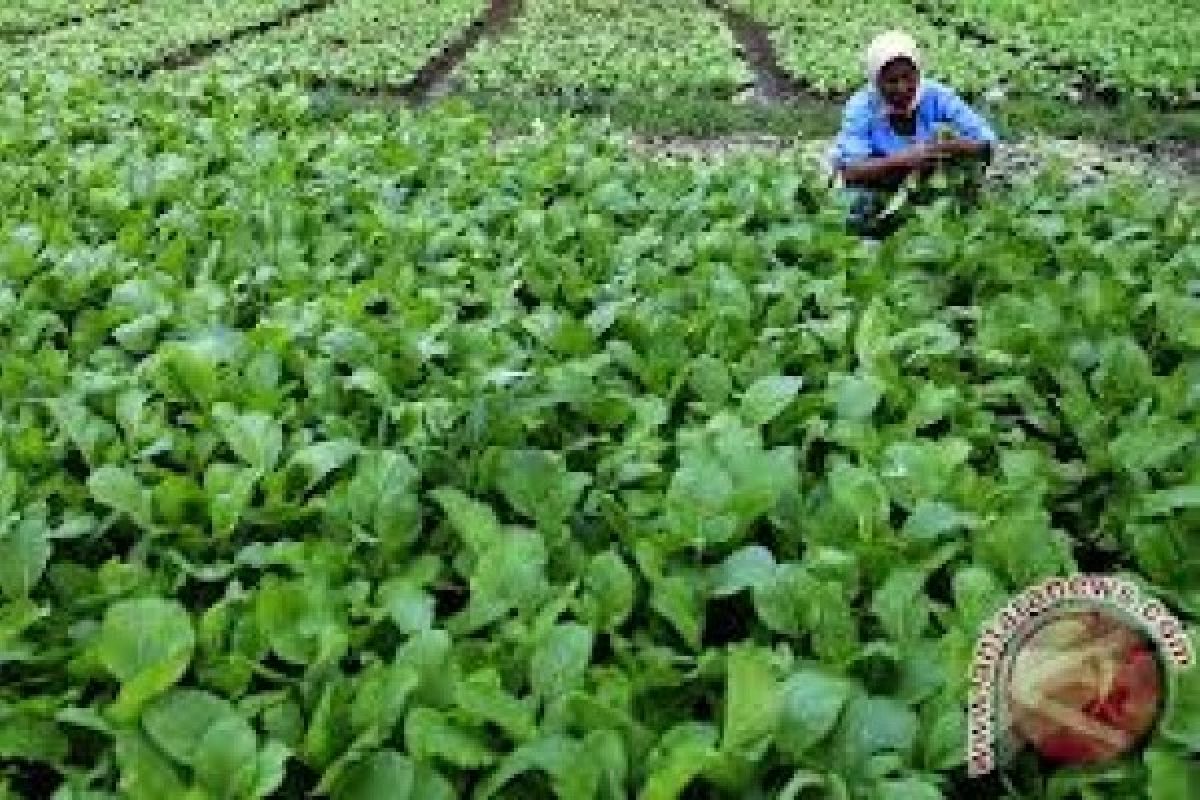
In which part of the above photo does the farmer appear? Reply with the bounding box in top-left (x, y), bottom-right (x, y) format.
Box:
top-left (831, 30), bottom-right (998, 237)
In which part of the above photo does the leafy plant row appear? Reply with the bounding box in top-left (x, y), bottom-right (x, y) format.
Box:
top-left (1, 72), bottom-right (1199, 799)
top-left (455, 0), bottom-right (752, 99)
top-left (0, 0), bottom-right (144, 37)
top-left (923, 0), bottom-right (1200, 106)
top-left (729, 0), bottom-right (1199, 106)
top-left (175, 0), bottom-right (488, 92)
top-left (0, 0), bottom-right (316, 77)
top-left (726, 0), bottom-right (1054, 99)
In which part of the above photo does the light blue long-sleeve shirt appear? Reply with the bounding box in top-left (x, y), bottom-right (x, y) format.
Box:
top-left (830, 79), bottom-right (998, 170)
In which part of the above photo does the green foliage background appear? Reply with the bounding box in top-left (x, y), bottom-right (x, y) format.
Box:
top-left (0, 72), bottom-right (1198, 799)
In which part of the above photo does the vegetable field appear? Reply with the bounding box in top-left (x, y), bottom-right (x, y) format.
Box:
top-left (1, 2), bottom-right (1199, 800)
top-left (456, 0), bottom-right (750, 98)
top-left (198, 0), bottom-right (487, 91)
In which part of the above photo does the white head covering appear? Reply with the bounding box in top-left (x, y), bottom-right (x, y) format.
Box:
top-left (865, 30), bottom-right (923, 113)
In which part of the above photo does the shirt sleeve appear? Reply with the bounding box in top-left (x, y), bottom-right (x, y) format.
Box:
top-left (939, 88), bottom-right (998, 143)
top-left (830, 95), bottom-right (873, 170)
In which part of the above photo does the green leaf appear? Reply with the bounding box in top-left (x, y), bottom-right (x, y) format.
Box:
top-left (0, 715), bottom-right (68, 763)
top-left (1109, 421), bottom-right (1194, 472)
top-left (740, 375), bottom-right (803, 425)
top-left (871, 568), bottom-right (930, 643)
top-left (192, 713), bottom-right (259, 797)
top-left (404, 707), bottom-right (496, 770)
top-left (708, 546), bottom-right (776, 597)
top-left (1141, 485), bottom-right (1200, 517)
top-left (458, 530), bottom-right (548, 633)
top-left (952, 566), bottom-right (1007, 633)
top-left (115, 730), bottom-right (186, 800)
top-left (454, 670), bottom-right (536, 742)
top-left (88, 466), bottom-right (154, 529)
top-left (651, 572), bottom-right (704, 650)
top-left (348, 450), bottom-right (421, 553)
top-left (722, 645), bottom-right (780, 755)
top-left (901, 501), bottom-right (976, 541)
top-left (378, 579), bottom-right (434, 634)
top-left (776, 668), bottom-right (851, 758)
top-left (664, 453), bottom-right (737, 547)
top-left (286, 439), bottom-right (360, 492)
top-left (531, 622), bottom-right (594, 701)
top-left (828, 373), bottom-right (884, 421)
top-left (877, 778), bottom-right (943, 800)
top-left (0, 516), bottom-right (51, 598)
top-left (688, 355), bottom-right (733, 406)
top-left (753, 563), bottom-right (810, 637)
top-left (204, 463), bottom-right (258, 538)
top-left (212, 404), bottom-right (283, 472)
top-left (492, 448), bottom-right (590, 528)
top-left (854, 298), bottom-right (892, 373)
top-left (881, 438), bottom-right (970, 507)
top-left (1146, 747), bottom-right (1200, 800)
top-left (333, 751), bottom-right (415, 800)
top-left (638, 723), bottom-right (717, 800)
top-left (142, 689), bottom-right (239, 765)
top-left (476, 735), bottom-right (599, 800)
top-left (252, 741), bottom-right (290, 799)
top-left (350, 662), bottom-right (419, 735)
top-left (831, 694), bottom-right (918, 774)
top-left (828, 461), bottom-right (888, 523)
top-left (255, 578), bottom-right (346, 667)
top-left (411, 763), bottom-right (456, 800)
top-left (397, 630), bottom-right (458, 709)
top-left (1161, 639), bottom-right (1200, 749)
top-left (96, 597), bottom-right (194, 719)
top-left (922, 706), bottom-right (966, 770)
top-left (778, 770), bottom-right (832, 800)
top-left (580, 549), bottom-right (634, 632)
top-left (431, 488), bottom-right (502, 557)
top-left (975, 510), bottom-right (1074, 587)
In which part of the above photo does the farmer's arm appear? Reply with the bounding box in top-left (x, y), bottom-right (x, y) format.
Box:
top-left (842, 146), bottom-right (939, 188)
top-left (832, 94), bottom-right (937, 188)
top-left (932, 87), bottom-right (997, 164)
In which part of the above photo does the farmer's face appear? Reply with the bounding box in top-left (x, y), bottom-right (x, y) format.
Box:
top-left (878, 57), bottom-right (919, 110)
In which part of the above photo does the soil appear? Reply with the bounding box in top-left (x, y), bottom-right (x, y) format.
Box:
top-left (410, 0), bottom-right (523, 103)
top-left (700, 0), bottom-right (801, 103)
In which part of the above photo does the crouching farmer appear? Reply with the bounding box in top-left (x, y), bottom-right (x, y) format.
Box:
top-left (832, 30), bottom-right (998, 237)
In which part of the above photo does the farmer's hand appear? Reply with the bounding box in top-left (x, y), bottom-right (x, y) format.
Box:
top-left (932, 138), bottom-right (990, 160)
top-left (900, 143), bottom-right (943, 170)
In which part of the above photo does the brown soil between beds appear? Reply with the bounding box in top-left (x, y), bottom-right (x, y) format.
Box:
top-left (701, 0), bottom-right (810, 102)
top-left (299, 0), bottom-right (523, 103)
top-left (409, 0), bottom-right (524, 103)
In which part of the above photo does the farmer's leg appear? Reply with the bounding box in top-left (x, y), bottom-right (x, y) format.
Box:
top-left (840, 187), bottom-right (885, 236)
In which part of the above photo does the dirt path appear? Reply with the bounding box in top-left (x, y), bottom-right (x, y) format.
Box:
top-left (409, 0), bottom-right (523, 103)
top-left (625, 133), bottom-right (1200, 191)
top-left (136, 0), bottom-right (337, 77)
top-left (701, 0), bottom-right (801, 102)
